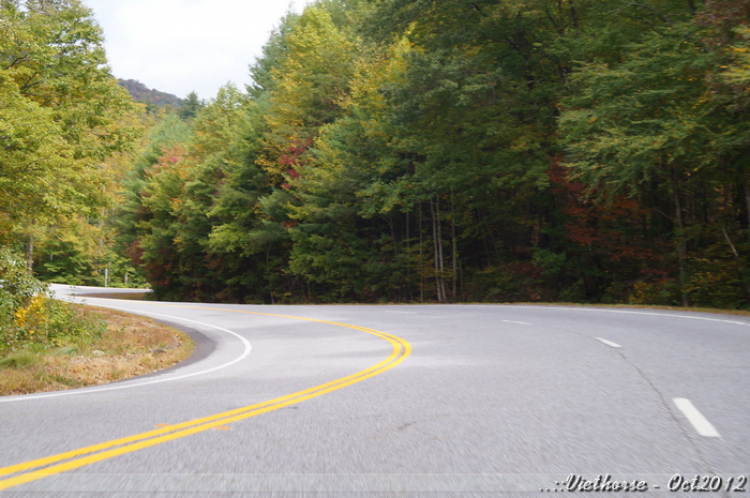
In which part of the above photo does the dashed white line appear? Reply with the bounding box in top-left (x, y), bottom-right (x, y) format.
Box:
top-left (596, 337), bottom-right (621, 348)
top-left (673, 398), bottom-right (721, 437)
top-left (501, 320), bottom-right (531, 325)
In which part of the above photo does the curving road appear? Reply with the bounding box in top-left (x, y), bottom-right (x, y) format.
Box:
top-left (0, 285), bottom-right (748, 496)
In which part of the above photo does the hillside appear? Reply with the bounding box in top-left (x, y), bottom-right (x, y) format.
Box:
top-left (118, 79), bottom-right (182, 108)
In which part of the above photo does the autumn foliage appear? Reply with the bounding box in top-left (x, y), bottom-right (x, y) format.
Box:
top-left (11, 0), bottom-right (747, 308)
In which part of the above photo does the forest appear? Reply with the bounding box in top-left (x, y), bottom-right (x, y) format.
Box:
top-left (117, 79), bottom-right (183, 110)
top-left (3, 0), bottom-right (750, 308)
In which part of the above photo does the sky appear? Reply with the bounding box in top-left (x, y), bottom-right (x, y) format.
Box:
top-left (82, 0), bottom-right (309, 101)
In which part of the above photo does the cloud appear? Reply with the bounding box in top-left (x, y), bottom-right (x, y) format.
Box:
top-left (83, 0), bottom-right (306, 99)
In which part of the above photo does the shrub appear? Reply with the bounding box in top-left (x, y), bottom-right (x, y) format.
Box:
top-left (0, 249), bottom-right (105, 352)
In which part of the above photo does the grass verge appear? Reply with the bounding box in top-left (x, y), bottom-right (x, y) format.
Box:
top-left (0, 305), bottom-right (194, 396)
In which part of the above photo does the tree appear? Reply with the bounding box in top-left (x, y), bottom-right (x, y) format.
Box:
top-left (107, 0), bottom-right (750, 308)
top-left (0, 72), bottom-right (73, 229)
top-left (257, 6), bottom-right (358, 183)
top-left (559, 12), bottom-right (750, 307)
top-left (1, 0), bottom-right (139, 274)
top-left (179, 91), bottom-right (204, 121)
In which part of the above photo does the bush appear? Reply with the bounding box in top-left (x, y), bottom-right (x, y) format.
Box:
top-left (0, 248), bottom-right (45, 312)
top-left (0, 249), bottom-right (105, 352)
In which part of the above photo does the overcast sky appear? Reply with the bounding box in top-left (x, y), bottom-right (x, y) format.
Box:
top-left (82, 0), bottom-right (309, 100)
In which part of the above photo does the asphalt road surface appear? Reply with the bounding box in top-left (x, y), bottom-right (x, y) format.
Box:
top-left (1, 285), bottom-right (748, 497)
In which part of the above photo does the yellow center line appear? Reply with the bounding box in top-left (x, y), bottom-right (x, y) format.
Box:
top-left (0, 306), bottom-right (411, 491)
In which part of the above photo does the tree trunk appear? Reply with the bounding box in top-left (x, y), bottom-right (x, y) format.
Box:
top-left (672, 171), bottom-right (689, 307)
top-left (406, 209), bottom-right (411, 301)
top-left (437, 195), bottom-right (446, 301)
top-left (267, 248), bottom-right (275, 305)
top-left (450, 190), bottom-right (458, 302)
top-left (722, 228), bottom-right (739, 258)
top-left (418, 202), bottom-right (424, 303)
top-left (27, 233), bottom-right (34, 273)
top-left (568, 0), bottom-right (580, 29)
top-left (723, 227), bottom-right (750, 301)
top-left (430, 196), bottom-right (446, 302)
top-left (430, 198), bottom-right (440, 302)
top-left (388, 214), bottom-right (398, 300)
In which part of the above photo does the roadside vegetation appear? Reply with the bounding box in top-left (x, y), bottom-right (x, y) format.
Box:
top-left (114, 0), bottom-right (750, 308)
top-left (0, 250), bottom-right (193, 395)
top-left (2, 0), bottom-right (749, 310)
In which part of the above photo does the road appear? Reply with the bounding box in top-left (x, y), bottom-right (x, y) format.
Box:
top-left (0, 285), bottom-right (748, 496)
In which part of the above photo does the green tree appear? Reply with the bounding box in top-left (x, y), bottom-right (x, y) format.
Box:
top-left (559, 12), bottom-right (750, 307)
top-left (179, 91), bottom-right (204, 121)
top-left (1, 0), bottom-right (139, 274)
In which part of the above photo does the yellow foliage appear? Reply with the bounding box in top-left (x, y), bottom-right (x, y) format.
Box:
top-left (258, 6), bottom-right (360, 182)
top-left (14, 295), bottom-right (48, 333)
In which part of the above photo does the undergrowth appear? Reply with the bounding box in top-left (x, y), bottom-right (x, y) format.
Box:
top-left (0, 249), bottom-right (193, 395)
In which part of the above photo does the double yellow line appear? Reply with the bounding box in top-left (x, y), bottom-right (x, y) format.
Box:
top-left (0, 307), bottom-right (411, 491)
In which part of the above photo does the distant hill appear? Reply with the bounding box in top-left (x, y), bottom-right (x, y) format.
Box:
top-left (118, 79), bottom-right (182, 108)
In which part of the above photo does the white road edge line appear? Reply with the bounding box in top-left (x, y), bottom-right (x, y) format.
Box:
top-left (673, 398), bottom-right (721, 437)
top-left (0, 307), bottom-right (252, 403)
top-left (558, 307), bottom-right (750, 327)
top-left (596, 337), bottom-right (621, 348)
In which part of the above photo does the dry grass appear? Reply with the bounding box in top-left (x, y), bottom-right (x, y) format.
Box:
top-left (0, 306), bottom-right (194, 396)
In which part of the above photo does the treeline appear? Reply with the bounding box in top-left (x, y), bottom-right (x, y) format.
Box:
top-left (1, 0), bottom-right (147, 287)
top-left (5, 0), bottom-right (747, 307)
top-left (119, 0), bottom-right (750, 306)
